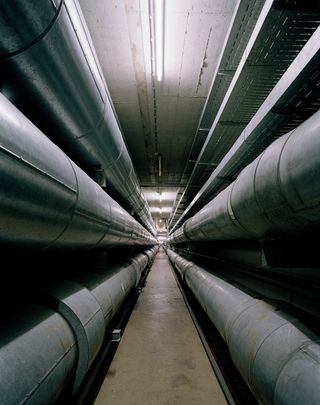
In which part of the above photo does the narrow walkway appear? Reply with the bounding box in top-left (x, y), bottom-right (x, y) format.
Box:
top-left (95, 251), bottom-right (227, 405)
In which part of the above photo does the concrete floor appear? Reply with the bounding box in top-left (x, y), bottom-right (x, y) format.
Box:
top-left (94, 251), bottom-right (227, 405)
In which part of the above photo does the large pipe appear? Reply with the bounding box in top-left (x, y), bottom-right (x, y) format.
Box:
top-left (167, 249), bottom-right (320, 405)
top-left (0, 92), bottom-right (156, 249)
top-left (168, 109), bottom-right (320, 244)
top-left (0, 0), bottom-right (156, 236)
top-left (0, 248), bottom-right (157, 404)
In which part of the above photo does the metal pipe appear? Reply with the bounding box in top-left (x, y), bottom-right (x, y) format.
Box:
top-left (168, 226), bottom-right (186, 245)
top-left (167, 249), bottom-right (320, 405)
top-left (0, 0), bottom-right (156, 236)
top-left (0, 302), bottom-right (77, 405)
top-left (39, 279), bottom-right (106, 393)
top-left (0, 249), bottom-right (157, 404)
top-left (143, 245), bottom-right (160, 265)
top-left (168, 108), bottom-right (320, 244)
top-left (0, 92), bottom-right (156, 249)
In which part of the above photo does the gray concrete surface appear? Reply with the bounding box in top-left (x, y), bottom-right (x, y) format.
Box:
top-left (94, 251), bottom-right (227, 404)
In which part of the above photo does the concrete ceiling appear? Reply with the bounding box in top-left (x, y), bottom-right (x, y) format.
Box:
top-left (79, 0), bottom-right (237, 230)
top-left (77, 1), bottom-right (320, 234)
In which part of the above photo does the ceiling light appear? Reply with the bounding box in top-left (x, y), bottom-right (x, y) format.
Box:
top-left (158, 154), bottom-right (162, 177)
top-left (155, 0), bottom-right (164, 81)
top-left (150, 0), bottom-right (165, 81)
top-left (159, 192), bottom-right (162, 202)
top-left (160, 207), bottom-right (162, 214)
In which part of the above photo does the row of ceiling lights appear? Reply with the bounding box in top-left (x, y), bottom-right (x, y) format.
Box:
top-left (148, 0), bottom-right (165, 231)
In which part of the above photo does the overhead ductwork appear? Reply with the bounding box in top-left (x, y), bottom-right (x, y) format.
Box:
top-left (0, 0), bottom-right (156, 236)
top-left (168, 108), bottom-right (320, 244)
top-left (0, 247), bottom-right (158, 404)
top-left (0, 93), bottom-right (156, 249)
top-left (167, 249), bottom-right (320, 405)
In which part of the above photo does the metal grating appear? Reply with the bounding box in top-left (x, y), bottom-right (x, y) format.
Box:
top-left (169, 0), bottom-right (266, 227)
top-left (169, 4), bottom-right (320, 230)
top-left (201, 0), bottom-right (266, 127)
top-left (170, 26), bottom-right (320, 231)
top-left (200, 8), bottom-right (320, 166)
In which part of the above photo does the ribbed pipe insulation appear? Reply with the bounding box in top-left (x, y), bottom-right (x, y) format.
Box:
top-left (168, 108), bottom-right (320, 244)
top-left (167, 249), bottom-right (320, 405)
top-left (0, 248), bottom-right (157, 404)
top-left (0, 92), bottom-right (156, 249)
top-left (0, 0), bottom-right (156, 235)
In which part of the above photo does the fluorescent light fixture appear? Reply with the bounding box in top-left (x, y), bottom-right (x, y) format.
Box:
top-left (158, 154), bottom-right (162, 177)
top-left (150, 0), bottom-right (164, 81)
top-left (154, 0), bottom-right (164, 81)
top-left (159, 192), bottom-right (162, 202)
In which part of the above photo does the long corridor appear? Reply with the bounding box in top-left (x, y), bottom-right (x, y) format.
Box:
top-left (94, 251), bottom-right (227, 405)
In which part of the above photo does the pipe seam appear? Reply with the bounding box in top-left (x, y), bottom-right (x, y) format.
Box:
top-left (0, 0), bottom-right (64, 58)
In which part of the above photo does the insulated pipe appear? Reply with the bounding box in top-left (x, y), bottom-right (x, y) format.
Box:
top-left (143, 246), bottom-right (160, 265)
top-left (0, 92), bottom-right (156, 249)
top-left (130, 246), bottom-right (159, 286)
top-left (39, 279), bottom-right (106, 392)
top-left (168, 109), bottom-right (320, 244)
top-left (0, 249), bottom-right (156, 404)
top-left (0, 302), bottom-right (77, 405)
top-left (167, 249), bottom-right (320, 405)
top-left (0, 0), bottom-right (156, 236)
top-left (131, 253), bottom-right (150, 286)
top-left (168, 226), bottom-right (187, 245)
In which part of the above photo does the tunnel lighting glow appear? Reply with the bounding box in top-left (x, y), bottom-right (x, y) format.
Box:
top-left (154, 0), bottom-right (164, 81)
top-left (149, 206), bottom-right (171, 214)
top-left (142, 189), bottom-right (178, 202)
